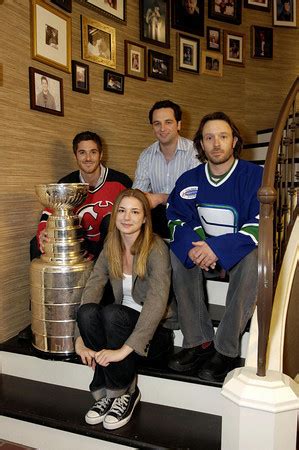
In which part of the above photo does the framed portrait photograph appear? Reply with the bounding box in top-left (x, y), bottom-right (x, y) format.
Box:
top-left (207, 26), bottom-right (221, 52)
top-left (171, 0), bottom-right (204, 37)
top-left (125, 40), bottom-right (146, 81)
top-left (104, 69), bottom-right (124, 94)
top-left (177, 34), bottom-right (199, 74)
top-left (72, 60), bottom-right (90, 93)
top-left (29, 66), bottom-right (64, 116)
top-left (244, 0), bottom-right (271, 12)
top-left (273, 0), bottom-right (296, 27)
top-left (81, 15), bottom-right (116, 68)
top-left (208, 0), bottom-right (242, 25)
top-left (251, 26), bottom-right (273, 59)
top-left (148, 49), bottom-right (173, 81)
top-left (140, 0), bottom-right (170, 48)
top-left (76, 0), bottom-right (126, 23)
top-left (51, 0), bottom-right (72, 13)
top-left (31, 0), bottom-right (72, 73)
top-left (224, 30), bottom-right (245, 66)
top-left (201, 50), bottom-right (223, 77)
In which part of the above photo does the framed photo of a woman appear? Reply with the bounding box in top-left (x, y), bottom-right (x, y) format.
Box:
top-left (273, 0), bottom-right (296, 27)
top-left (208, 0), bottom-right (242, 25)
top-left (171, 0), bottom-right (204, 37)
top-left (72, 60), bottom-right (90, 93)
top-left (29, 66), bottom-right (64, 116)
top-left (140, 0), bottom-right (170, 48)
top-left (81, 15), bottom-right (116, 68)
top-left (224, 30), bottom-right (245, 67)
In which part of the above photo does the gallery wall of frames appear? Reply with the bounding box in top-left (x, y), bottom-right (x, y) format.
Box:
top-left (0, 0), bottom-right (298, 341)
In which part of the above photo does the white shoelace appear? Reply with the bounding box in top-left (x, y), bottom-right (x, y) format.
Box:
top-left (93, 397), bottom-right (112, 412)
top-left (108, 394), bottom-right (130, 417)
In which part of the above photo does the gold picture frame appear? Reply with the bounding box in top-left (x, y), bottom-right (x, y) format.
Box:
top-left (31, 0), bottom-right (72, 73)
top-left (81, 15), bottom-right (116, 69)
top-left (201, 50), bottom-right (223, 77)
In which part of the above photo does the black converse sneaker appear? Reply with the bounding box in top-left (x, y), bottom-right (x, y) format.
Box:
top-left (103, 387), bottom-right (141, 430)
top-left (85, 396), bottom-right (114, 425)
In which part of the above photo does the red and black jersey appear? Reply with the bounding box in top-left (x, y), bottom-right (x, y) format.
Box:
top-left (37, 167), bottom-right (132, 258)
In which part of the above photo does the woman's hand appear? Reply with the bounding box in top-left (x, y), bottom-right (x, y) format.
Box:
top-left (75, 337), bottom-right (96, 369)
top-left (94, 345), bottom-right (133, 367)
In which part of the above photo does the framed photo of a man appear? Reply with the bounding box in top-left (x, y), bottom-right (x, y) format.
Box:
top-left (251, 26), bottom-right (273, 59)
top-left (208, 0), bottom-right (242, 25)
top-left (177, 33), bottom-right (199, 73)
top-left (140, 0), bottom-right (170, 48)
top-left (273, 0), bottom-right (296, 27)
top-left (72, 60), bottom-right (90, 93)
top-left (148, 49), bottom-right (173, 81)
top-left (172, 0), bottom-right (204, 37)
top-left (244, 0), bottom-right (271, 12)
top-left (125, 40), bottom-right (147, 81)
top-left (29, 67), bottom-right (64, 116)
top-left (81, 15), bottom-right (116, 68)
top-left (224, 30), bottom-right (245, 66)
top-left (31, 0), bottom-right (71, 73)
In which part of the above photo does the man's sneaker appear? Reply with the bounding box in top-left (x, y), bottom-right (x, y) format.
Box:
top-left (85, 396), bottom-right (114, 425)
top-left (103, 387), bottom-right (141, 430)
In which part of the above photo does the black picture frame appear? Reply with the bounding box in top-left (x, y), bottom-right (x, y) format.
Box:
top-left (140, 0), bottom-right (170, 48)
top-left (244, 0), bottom-right (271, 12)
top-left (29, 66), bottom-right (64, 116)
top-left (207, 26), bottom-right (221, 52)
top-left (51, 0), bottom-right (72, 13)
top-left (177, 33), bottom-right (200, 74)
top-left (76, 0), bottom-right (126, 23)
top-left (208, 0), bottom-right (242, 25)
top-left (104, 69), bottom-right (125, 94)
top-left (148, 49), bottom-right (173, 82)
top-left (251, 26), bottom-right (273, 59)
top-left (171, 0), bottom-right (204, 37)
top-left (72, 60), bottom-right (90, 93)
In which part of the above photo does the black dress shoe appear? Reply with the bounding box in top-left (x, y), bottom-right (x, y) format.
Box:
top-left (197, 351), bottom-right (238, 382)
top-left (168, 343), bottom-right (215, 372)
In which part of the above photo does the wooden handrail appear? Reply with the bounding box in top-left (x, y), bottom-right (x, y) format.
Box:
top-left (256, 77), bottom-right (299, 377)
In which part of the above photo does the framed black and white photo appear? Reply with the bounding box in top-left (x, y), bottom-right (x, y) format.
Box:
top-left (81, 15), bottom-right (116, 68)
top-left (244, 0), bottom-right (271, 12)
top-left (207, 26), bottom-right (221, 52)
top-left (31, 0), bottom-right (71, 72)
top-left (148, 49), bottom-right (173, 81)
top-left (201, 50), bottom-right (223, 77)
top-left (224, 30), bottom-right (245, 67)
top-left (140, 0), bottom-right (170, 48)
top-left (104, 69), bottom-right (124, 94)
top-left (72, 60), bottom-right (90, 93)
top-left (171, 0), bottom-right (204, 37)
top-left (125, 40), bottom-right (147, 81)
top-left (177, 33), bottom-right (199, 73)
top-left (76, 0), bottom-right (126, 23)
top-left (208, 0), bottom-right (242, 25)
top-left (273, 0), bottom-right (296, 27)
top-left (29, 66), bottom-right (64, 116)
top-left (251, 26), bottom-right (273, 59)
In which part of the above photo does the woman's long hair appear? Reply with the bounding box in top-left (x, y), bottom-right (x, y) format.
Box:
top-left (105, 189), bottom-right (154, 279)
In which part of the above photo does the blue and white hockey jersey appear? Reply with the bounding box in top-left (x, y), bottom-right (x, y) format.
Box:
top-left (167, 159), bottom-right (263, 271)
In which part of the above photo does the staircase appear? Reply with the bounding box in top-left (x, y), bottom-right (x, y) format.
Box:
top-left (0, 126), bottom-right (297, 450)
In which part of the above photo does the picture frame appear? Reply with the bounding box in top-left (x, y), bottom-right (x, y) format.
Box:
top-left (31, 0), bottom-right (72, 73)
top-left (140, 0), bottom-right (170, 49)
top-left (208, 0), bottom-right (242, 25)
top-left (273, 0), bottom-right (296, 27)
top-left (251, 26), bottom-right (273, 59)
top-left (81, 15), bottom-right (116, 68)
top-left (148, 49), bottom-right (173, 82)
top-left (201, 50), bottom-right (223, 77)
top-left (51, 0), bottom-right (72, 13)
top-left (125, 40), bottom-right (147, 81)
top-left (103, 69), bottom-right (124, 94)
top-left (207, 26), bottom-right (221, 52)
top-left (177, 33), bottom-right (200, 74)
top-left (76, 0), bottom-right (126, 23)
top-left (223, 30), bottom-right (245, 67)
top-left (244, 0), bottom-right (271, 12)
top-left (29, 66), bottom-right (64, 116)
top-left (171, 0), bottom-right (204, 37)
top-left (72, 60), bottom-right (90, 93)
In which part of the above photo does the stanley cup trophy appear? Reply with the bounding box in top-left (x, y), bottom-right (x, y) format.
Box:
top-left (30, 183), bottom-right (93, 356)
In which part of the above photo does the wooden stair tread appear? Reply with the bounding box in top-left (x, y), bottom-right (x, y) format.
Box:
top-left (0, 374), bottom-right (221, 450)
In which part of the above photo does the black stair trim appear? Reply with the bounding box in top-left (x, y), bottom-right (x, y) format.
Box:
top-left (0, 374), bottom-right (222, 450)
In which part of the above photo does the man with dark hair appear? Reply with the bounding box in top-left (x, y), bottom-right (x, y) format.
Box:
top-left (35, 131), bottom-right (132, 260)
top-left (167, 112), bottom-right (263, 381)
top-left (36, 76), bottom-right (56, 110)
top-left (133, 100), bottom-right (199, 237)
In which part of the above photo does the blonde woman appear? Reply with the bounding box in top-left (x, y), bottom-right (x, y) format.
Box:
top-left (75, 189), bottom-right (173, 430)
